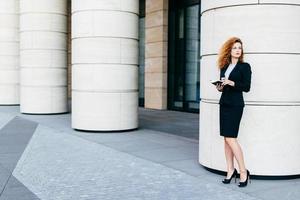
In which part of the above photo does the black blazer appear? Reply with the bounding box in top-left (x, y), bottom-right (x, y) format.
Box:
top-left (219, 62), bottom-right (252, 107)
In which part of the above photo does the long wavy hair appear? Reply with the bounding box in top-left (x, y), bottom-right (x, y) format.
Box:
top-left (217, 37), bottom-right (244, 69)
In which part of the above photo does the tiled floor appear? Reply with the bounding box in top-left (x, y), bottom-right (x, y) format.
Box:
top-left (0, 106), bottom-right (299, 200)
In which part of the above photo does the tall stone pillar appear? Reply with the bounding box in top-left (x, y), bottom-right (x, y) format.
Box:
top-left (72, 0), bottom-right (139, 131)
top-left (144, 0), bottom-right (168, 110)
top-left (199, 1), bottom-right (300, 176)
top-left (0, 0), bottom-right (19, 105)
top-left (20, 0), bottom-right (68, 114)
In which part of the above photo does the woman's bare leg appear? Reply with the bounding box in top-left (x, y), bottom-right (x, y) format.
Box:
top-left (224, 138), bottom-right (235, 179)
top-left (224, 137), bottom-right (247, 181)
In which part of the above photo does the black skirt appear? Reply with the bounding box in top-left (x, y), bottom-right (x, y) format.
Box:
top-left (220, 105), bottom-right (244, 138)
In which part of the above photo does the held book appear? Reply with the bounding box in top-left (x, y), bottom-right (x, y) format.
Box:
top-left (210, 80), bottom-right (223, 85)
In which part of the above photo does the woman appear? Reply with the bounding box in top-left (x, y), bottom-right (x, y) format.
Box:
top-left (216, 37), bottom-right (252, 187)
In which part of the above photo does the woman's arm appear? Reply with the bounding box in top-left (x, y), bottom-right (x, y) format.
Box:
top-left (232, 63), bottom-right (252, 92)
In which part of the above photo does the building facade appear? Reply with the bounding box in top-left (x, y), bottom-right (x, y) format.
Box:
top-left (142, 0), bottom-right (200, 113)
top-left (1, 0), bottom-right (300, 176)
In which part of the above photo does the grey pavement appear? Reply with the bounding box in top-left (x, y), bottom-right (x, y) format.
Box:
top-left (0, 106), bottom-right (299, 199)
top-left (0, 116), bottom-right (39, 200)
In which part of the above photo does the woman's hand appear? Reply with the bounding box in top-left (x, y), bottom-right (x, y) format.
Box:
top-left (216, 83), bottom-right (224, 92)
top-left (222, 79), bottom-right (235, 87)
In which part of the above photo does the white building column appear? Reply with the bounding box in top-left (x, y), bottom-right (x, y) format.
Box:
top-left (72, 0), bottom-right (139, 131)
top-left (0, 0), bottom-right (19, 105)
top-left (199, 1), bottom-right (300, 176)
top-left (20, 0), bottom-right (68, 114)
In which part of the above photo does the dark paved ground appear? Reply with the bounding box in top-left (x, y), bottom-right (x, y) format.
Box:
top-left (139, 108), bottom-right (199, 140)
top-left (0, 117), bottom-right (39, 200)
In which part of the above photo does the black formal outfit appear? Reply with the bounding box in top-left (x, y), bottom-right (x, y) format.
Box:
top-left (219, 61), bottom-right (252, 138)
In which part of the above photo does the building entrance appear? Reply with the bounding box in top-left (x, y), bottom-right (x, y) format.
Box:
top-left (168, 0), bottom-right (200, 113)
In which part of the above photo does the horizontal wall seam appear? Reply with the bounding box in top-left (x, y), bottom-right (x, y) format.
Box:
top-left (0, 68), bottom-right (19, 70)
top-left (72, 89), bottom-right (138, 93)
top-left (201, 100), bottom-right (300, 106)
top-left (0, 29), bottom-right (19, 31)
top-left (145, 87), bottom-right (167, 89)
top-left (72, 36), bottom-right (138, 41)
top-left (20, 67), bottom-right (67, 69)
top-left (20, 30), bottom-right (67, 34)
top-left (0, 13), bottom-right (18, 15)
top-left (202, 99), bottom-right (300, 103)
top-left (72, 9), bottom-right (138, 16)
top-left (248, 100), bottom-right (300, 103)
top-left (20, 49), bottom-right (67, 51)
top-left (21, 85), bottom-right (67, 88)
top-left (145, 56), bottom-right (167, 59)
top-left (202, 3), bottom-right (300, 15)
top-left (203, 103), bottom-right (300, 106)
top-left (201, 4), bottom-right (259, 15)
top-left (72, 63), bottom-right (138, 67)
top-left (201, 52), bottom-right (300, 57)
top-left (0, 83), bottom-right (19, 85)
top-left (146, 9), bottom-right (168, 15)
top-left (72, 63), bottom-right (138, 65)
top-left (258, 3), bottom-right (300, 6)
top-left (0, 41), bottom-right (19, 43)
top-left (145, 25), bottom-right (168, 30)
top-left (145, 24), bottom-right (168, 29)
top-left (144, 71), bottom-right (167, 74)
top-left (0, 55), bottom-right (19, 57)
top-left (20, 12), bottom-right (67, 16)
top-left (146, 41), bottom-right (168, 45)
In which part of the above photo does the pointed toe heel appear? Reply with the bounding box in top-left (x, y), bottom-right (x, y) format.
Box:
top-left (222, 169), bottom-right (237, 184)
top-left (238, 170), bottom-right (250, 187)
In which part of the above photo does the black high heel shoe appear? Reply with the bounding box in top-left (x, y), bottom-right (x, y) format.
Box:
top-left (238, 170), bottom-right (251, 187)
top-left (222, 169), bottom-right (237, 184)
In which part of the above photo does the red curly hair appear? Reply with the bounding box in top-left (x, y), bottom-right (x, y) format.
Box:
top-left (217, 37), bottom-right (244, 69)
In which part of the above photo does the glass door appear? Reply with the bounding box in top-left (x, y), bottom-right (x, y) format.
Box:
top-left (139, 0), bottom-right (145, 106)
top-left (168, 0), bottom-right (200, 113)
